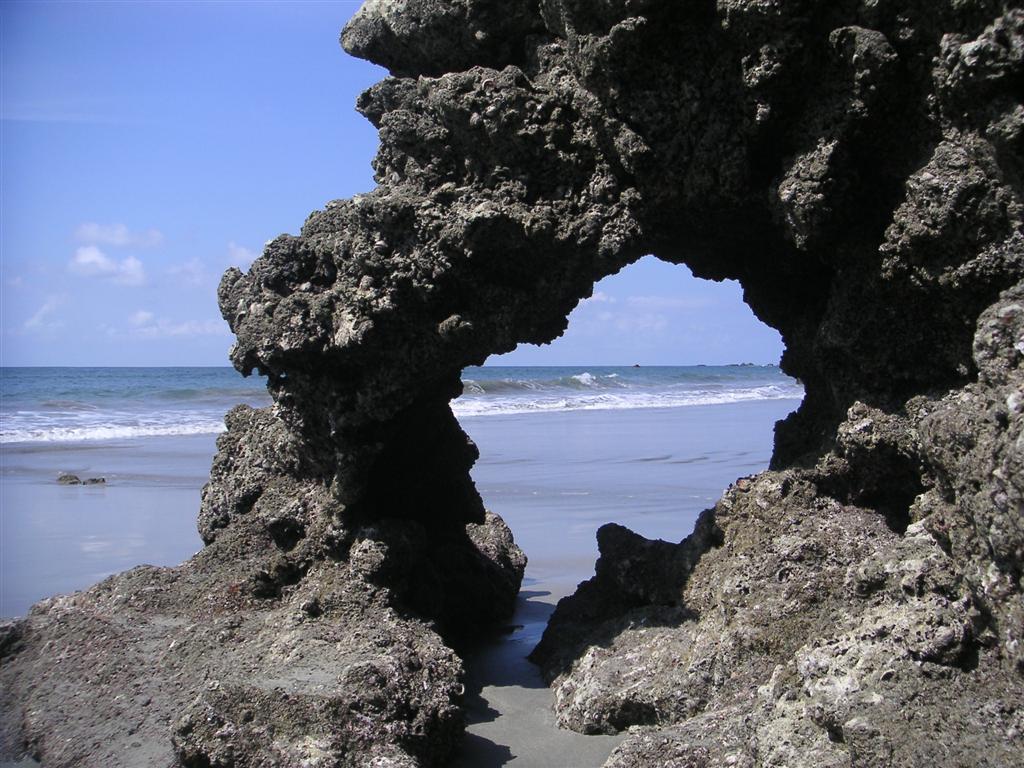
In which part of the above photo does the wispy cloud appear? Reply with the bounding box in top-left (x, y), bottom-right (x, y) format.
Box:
top-left (227, 241), bottom-right (257, 270)
top-left (581, 291), bottom-right (615, 305)
top-left (596, 310), bottom-right (669, 333)
top-left (624, 295), bottom-right (714, 311)
top-left (571, 293), bottom-right (713, 337)
top-left (129, 310), bottom-right (155, 326)
top-left (167, 258), bottom-right (212, 286)
top-left (69, 245), bottom-right (145, 286)
top-left (24, 295), bottom-right (65, 331)
top-left (124, 311), bottom-right (228, 339)
top-left (75, 222), bottom-right (163, 248)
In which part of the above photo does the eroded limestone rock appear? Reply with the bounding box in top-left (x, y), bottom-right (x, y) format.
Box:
top-left (2, 1), bottom-right (1023, 766)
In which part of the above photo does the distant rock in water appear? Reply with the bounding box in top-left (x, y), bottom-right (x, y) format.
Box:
top-left (3, 2), bottom-right (1023, 767)
top-left (56, 474), bottom-right (105, 486)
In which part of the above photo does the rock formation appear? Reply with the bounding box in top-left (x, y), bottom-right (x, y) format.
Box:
top-left (3, 1), bottom-right (1023, 766)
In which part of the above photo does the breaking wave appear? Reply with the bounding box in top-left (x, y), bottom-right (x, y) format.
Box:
top-left (0, 365), bottom-right (803, 444)
top-left (454, 366), bottom-right (803, 418)
top-left (452, 383), bottom-right (802, 418)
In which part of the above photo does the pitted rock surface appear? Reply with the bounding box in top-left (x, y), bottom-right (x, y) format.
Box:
top-left (2, 1), bottom-right (1023, 766)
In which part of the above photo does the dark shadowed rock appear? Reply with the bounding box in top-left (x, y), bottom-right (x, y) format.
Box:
top-left (3, 1), bottom-right (1023, 766)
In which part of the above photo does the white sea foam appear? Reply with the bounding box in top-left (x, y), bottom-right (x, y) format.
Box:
top-left (571, 372), bottom-right (599, 387)
top-left (0, 408), bottom-right (229, 444)
top-left (0, 420), bottom-right (228, 444)
top-left (452, 384), bottom-right (804, 418)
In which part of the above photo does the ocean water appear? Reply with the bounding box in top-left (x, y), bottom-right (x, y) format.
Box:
top-left (458, 364), bottom-right (801, 416)
top-left (0, 367), bottom-right (269, 444)
top-left (0, 365), bottom-right (801, 443)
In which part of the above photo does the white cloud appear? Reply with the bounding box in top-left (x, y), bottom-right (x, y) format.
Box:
top-left (24, 295), bottom-right (65, 331)
top-left (130, 310), bottom-right (155, 326)
top-left (571, 294), bottom-right (714, 336)
top-left (592, 309), bottom-right (669, 333)
top-left (71, 245), bottom-right (112, 272)
top-left (69, 246), bottom-right (146, 286)
top-left (167, 258), bottom-right (211, 286)
top-left (625, 295), bottom-right (714, 311)
top-left (581, 291), bottom-right (616, 305)
top-left (139, 319), bottom-right (227, 338)
top-left (227, 241), bottom-right (257, 270)
top-left (617, 313), bottom-right (669, 333)
top-left (75, 222), bottom-right (163, 248)
top-left (126, 313), bottom-right (228, 339)
top-left (114, 257), bottom-right (145, 286)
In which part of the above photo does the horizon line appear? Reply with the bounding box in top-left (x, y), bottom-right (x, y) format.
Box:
top-left (0, 362), bottom-right (781, 369)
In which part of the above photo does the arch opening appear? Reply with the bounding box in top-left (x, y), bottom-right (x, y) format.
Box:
top-left (456, 254), bottom-right (801, 558)
top-left (447, 256), bottom-right (803, 752)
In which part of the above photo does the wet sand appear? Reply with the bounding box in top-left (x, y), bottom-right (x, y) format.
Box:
top-left (0, 435), bottom-right (212, 616)
top-left (451, 583), bottom-right (626, 767)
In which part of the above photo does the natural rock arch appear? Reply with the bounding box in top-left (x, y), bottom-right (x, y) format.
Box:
top-left (2, 2), bottom-right (1023, 766)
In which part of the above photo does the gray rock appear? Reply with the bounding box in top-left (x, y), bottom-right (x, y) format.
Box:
top-left (4, 1), bottom-right (1024, 766)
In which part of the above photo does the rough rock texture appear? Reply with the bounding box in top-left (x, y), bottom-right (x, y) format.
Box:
top-left (3, 0), bottom-right (1024, 766)
top-left (0, 399), bottom-right (525, 767)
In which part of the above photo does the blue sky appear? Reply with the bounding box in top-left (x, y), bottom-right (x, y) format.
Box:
top-left (0, 1), bottom-right (783, 367)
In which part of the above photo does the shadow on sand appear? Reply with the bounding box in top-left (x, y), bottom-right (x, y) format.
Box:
top-left (449, 589), bottom-right (624, 767)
